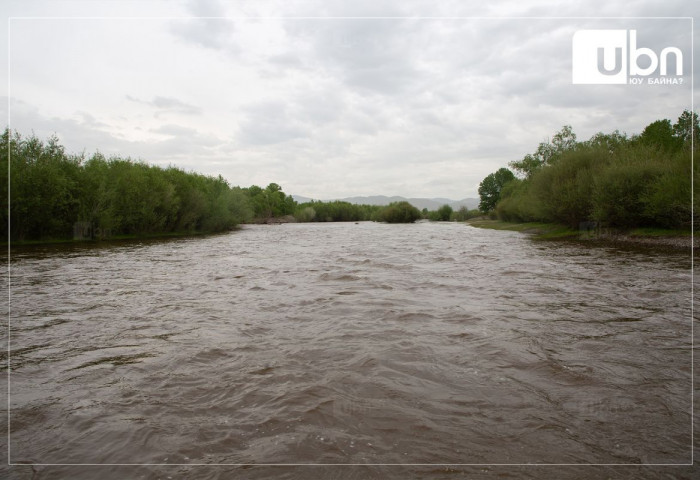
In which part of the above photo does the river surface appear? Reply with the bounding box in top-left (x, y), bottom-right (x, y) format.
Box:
top-left (1, 222), bottom-right (696, 479)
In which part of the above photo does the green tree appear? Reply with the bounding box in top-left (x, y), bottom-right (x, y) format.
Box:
top-left (584, 130), bottom-right (629, 153)
top-left (551, 125), bottom-right (577, 152)
top-left (377, 201), bottom-right (421, 223)
top-left (478, 167), bottom-right (515, 213)
top-left (638, 119), bottom-right (679, 151)
top-left (672, 110), bottom-right (699, 147)
top-left (453, 206), bottom-right (480, 221)
top-left (510, 125), bottom-right (577, 178)
top-left (436, 204), bottom-right (453, 221)
top-left (243, 183), bottom-right (297, 219)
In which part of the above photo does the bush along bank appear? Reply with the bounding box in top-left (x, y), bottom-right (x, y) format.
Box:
top-left (474, 110), bottom-right (698, 243)
top-left (1, 130), bottom-right (305, 243)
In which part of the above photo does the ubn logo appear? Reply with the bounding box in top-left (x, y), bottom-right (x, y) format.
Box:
top-left (572, 29), bottom-right (683, 84)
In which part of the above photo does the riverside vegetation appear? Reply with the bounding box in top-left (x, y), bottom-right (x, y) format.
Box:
top-left (2, 129), bottom-right (252, 242)
top-left (476, 110), bottom-right (698, 234)
top-left (1, 130), bottom-right (430, 243)
top-left (3, 110), bottom-right (696, 244)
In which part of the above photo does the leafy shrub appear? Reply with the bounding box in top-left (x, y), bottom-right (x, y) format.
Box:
top-left (425, 204), bottom-right (455, 221)
top-left (377, 201), bottom-right (421, 223)
top-left (436, 204), bottom-right (453, 221)
top-left (495, 179), bottom-right (546, 223)
top-left (529, 148), bottom-right (609, 228)
top-left (492, 111), bottom-right (698, 231)
top-left (2, 130), bottom-right (255, 241)
top-left (452, 207), bottom-right (481, 221)
top-left (295, 206), bottom-right (317, 222)
top-left (591, 144), bottom-right (670, 228)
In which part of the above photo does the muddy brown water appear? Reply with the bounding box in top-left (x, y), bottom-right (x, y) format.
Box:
top-left (1, 222), bottom-right (696, 479)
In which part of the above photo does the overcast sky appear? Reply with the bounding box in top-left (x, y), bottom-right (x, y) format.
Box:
top-left (1, 0), bottom-right (696, 199)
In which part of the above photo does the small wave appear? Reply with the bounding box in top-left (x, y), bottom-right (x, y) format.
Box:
top-left (319, 273), bottom-right (361, 281)
top-left (70, 353), bottom-right (154, 370)
top-left (17, 318), bottom-right (69, 332)
top-left (249, 366), bottom-right (276, 375)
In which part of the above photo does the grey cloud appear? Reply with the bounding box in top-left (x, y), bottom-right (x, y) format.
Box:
top-left (305, 0), bottom-right (405, 17)
top-left (168, 0), bottom-right (236, 52)
top-left (268, 53), bottom-right (306, 68)
top-left (237, 101), bottom-right (310, 146)
top-left (75, 111), bottom-right (110, 129)
top-left (186, 0), bottom-right (226, 17)
top-left (142, 131), bottom-right (224, 157)
top-left (515, 0), bottom-right (690, 18)
top-left (291, 89), bottom-right (346, 125)
top-left (281, 17), bottom-right (569, 103)
top-left (169, 18), bottom-right (236, 51)
top-left (235, 88), bottom-right (355, 146)
top-left (342, 63), bottom-right (418, 96)
top-left (10, 98), bottom-right (132, 156)
top-left (126, 95), bottom-right (202, 115)
top-left (150, 123), bottom-right (198, 136)
top-left (285, 18), bottom-right (426, 96)
top-left (151, 97), bottom-right (198, 111)
top-left (343, 111), bottom-right (381, 136)
top-left (10, 98), bottom-right (225, 164)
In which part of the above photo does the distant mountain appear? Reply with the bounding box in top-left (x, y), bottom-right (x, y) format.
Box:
top-left (290, 194), bottom-right (479, 211)
top-left (289, 195), bottom-right (315, 204)
top-left (340, 195), bottom-right (408, 206)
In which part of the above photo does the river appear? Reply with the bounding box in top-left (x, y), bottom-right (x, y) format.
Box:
top-left (2, 222), bottom-right (696, 479)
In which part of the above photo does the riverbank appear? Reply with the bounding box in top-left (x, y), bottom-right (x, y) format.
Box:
top-left (4, 218), bottom-right (302, 247)
top-left (248, 215), bottom-right (297, 225)
top-left (2, 229), bottom-right (231, 248)
top-left (466, 218), bottom-right (696, 249)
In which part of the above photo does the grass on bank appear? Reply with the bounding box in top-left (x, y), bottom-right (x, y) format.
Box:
top-left (627, 227), bottom-right (692, 237)
top-left (466, 218), bottom-right (578, 239)
top-left (465, 218), bottom-right (691, 240)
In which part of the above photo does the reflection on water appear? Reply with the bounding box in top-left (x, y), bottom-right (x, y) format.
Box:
top-left (2, 222), bottom-right (695, 479)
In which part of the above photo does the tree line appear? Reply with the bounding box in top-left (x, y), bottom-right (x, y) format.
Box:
top-left (292, 200), bottom-right (437, 223)
top-left (294, 200), bottom-right (381, 222)
top-left (1, 130), bottom-right (440, 242)
top-left (292, 200), bottom-right (481, 223)
top-left (477, 110), bottom-right (698, 230)
top-left (11, 107), bottom-right (685, 243)
top-left (0, 130), bottom-right (309, 241)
